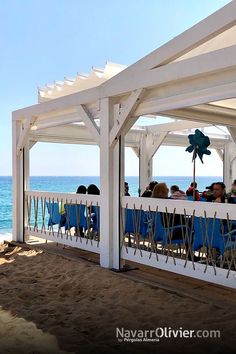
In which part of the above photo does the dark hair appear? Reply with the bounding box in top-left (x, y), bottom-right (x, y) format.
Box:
top-left (149, 181), bottom-right (158, 191)
top-left (171, 185), bottom-right (179, 193)
top-left (205, 183), bottom-right (215, 191)
top-left (76, 185), bottom-right (87, 194)
top-left (233, 180), bottom-right (236, 185)
top-left (214, 182), bottom-right (226, 189)
top-left (87, 184), bottom-right (100, 195)
top-left (190, 182), bottom-right (197, 188)
top-left (125, 182), bottom-right (129, 186)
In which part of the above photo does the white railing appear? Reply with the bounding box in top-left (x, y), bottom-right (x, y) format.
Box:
top-left (24, 191), bottom-right (101, 254)
top-left (121, 196), bottom-right (236, 289)
top-left (24, 191), bottom-right (236, 289)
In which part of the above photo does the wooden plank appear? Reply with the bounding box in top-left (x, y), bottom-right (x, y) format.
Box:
top-left (102, 1), bottom-right (236, 86)
top-left (76, 104), bottom-right (100, 145)
top-left (102, 45), bottom-right (236, 97)
top-left (109, 89), bottom-right (144, 146)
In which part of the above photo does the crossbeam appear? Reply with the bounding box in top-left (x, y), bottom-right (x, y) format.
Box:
top-left (109, 89), bottom-right (144, 146)
top-left (76, 105), bottom-right (100, 145)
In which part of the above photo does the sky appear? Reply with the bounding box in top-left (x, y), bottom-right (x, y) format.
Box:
top-left (0, 0), bottom-right (231, 177)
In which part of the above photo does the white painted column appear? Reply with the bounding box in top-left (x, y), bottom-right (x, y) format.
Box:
top-left (12, 120), bottom-right (24, 242)
top-left (139, 135), bottom-right (153, 195)
top-left (24, 139), bottom-right (30, 191)
top-left (99, 98), bottom-right (121, 269)
top-left (23, 140), bottom-right (30, 241)
top-left (223, 143), bottom-right (232, 191)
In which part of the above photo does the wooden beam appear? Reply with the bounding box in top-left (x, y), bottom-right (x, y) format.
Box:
top-left (146, 132), bottom-right (168, 159)
top-left (228, 127), bottom-right (236, 145)
top-left (13, 86), bottom-right (99, 121)
top-left (102, 45), bottom-right (236, 97)
top-left (109, 89), bottom-right (144, 146)
top-left (215, 148), bottom-right (223, 161)
top-left (131, 147), bottom-right (140, 158)
top-left (13, 44), bottom-right (236, 123)
top-left (76, 104), bottom-right (100, 145)
top-left (134, 81), bottom-right (236, 126)
top-left (102, 1), bottom-right (236, 85)
top-left (146, 120), bottom-right (211, 134)
top-left (30, 112), bottom-right (81, 131)
top-left (16, 116), bottom-right (37, 156)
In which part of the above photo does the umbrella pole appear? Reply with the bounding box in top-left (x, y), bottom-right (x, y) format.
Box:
top-left (193, 149), bottom-right (196, 201)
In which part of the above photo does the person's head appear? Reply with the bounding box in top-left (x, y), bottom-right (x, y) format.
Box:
top-left (190, 182), bottom-right (197, 188)
top-left (87, 184), bottom-right (100, 195)
top-left (170, 185), bottom-right (179, 194)
top-left (152, 183), bottom-right (169, 199)
top-left (149, 181), bottom-right (158, 191)
top-left (212, 182), bottom-right (226, 199)
top-left (205, 183), bottom-right (214, 192)
top-left (232, 179), bottom-right (236, 186)
top-left (76, 185), bottom-right (87, 194)
top-left (124, 182), bottom-right (129, 194)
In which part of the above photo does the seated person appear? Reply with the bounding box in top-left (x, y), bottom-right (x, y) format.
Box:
top-left (201, 183), bottom-right (214, 199)
top-left (124, 182), bottom-right (130, 196)
top-left (206, 182), bottom-right (226, 203)
top-left (74, 185), bottom-right (87, 236)
top-left (170, 185), bottom-right (187, 200)
top-left (151, 182), bottom-right (168, 199)
top-left (87, 184), bottom-right (100, 232)
top-left (76, 185), bottom-right (87, 194)
top-left (141, 181), bottom-right (158, 198)
top-left (186, 182), bottom-right (200, 201)
top-left (230, 179), bottom-right (236, 197)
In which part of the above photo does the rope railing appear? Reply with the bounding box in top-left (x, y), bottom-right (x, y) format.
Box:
top-left (121, 197), bottom-right (236, 279)
top-left (24, 191), bottom-right (100, 251)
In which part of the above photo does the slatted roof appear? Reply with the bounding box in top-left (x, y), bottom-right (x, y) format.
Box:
top-left (38, 62), bottom-right (126, 102)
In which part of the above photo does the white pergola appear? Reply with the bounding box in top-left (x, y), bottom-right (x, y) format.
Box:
top-left (12, 1), bottom-right (236, 276)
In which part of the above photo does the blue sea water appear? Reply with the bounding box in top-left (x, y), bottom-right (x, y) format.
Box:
top-left (0, 175), bottom-right (222, 236)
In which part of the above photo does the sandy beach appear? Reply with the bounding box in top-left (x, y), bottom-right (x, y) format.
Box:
top-left (0, 241), bottom-right (235, 354)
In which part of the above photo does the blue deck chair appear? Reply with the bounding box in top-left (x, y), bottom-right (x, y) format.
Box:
top-left (200, 197), bottom-right (207, 202)
top-left (46, 201), bottom-right (66, 227)
top-left (193, 217), bottom-right (236, 255)
top-left (64, 204), bottom-right (87, 230)
top-left (187, 196), bottom-right (194, 201)
top-left (151, 211), bottom-right (190, 247)
top-left (124, 209), bottom-right (148, 238)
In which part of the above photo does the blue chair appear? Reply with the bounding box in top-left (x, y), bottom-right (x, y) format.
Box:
top-left (151, 211), bottom-right (190, 246)
top-left (187, 196), bottom-right (194, 201)
top-left (193, 217), bottom-right (236, 255)
top-left (125, 209), bottom-right (147, 237)
top-left (64, 204), bottom-right (87, 230)
top-left (200, 197), bottom-right (207, 202)
top-left (46, 201), bottom-right (66, 227)
top-left (90, 206), bottom-right (100, 233)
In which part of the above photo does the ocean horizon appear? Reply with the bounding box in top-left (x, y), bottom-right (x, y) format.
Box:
top-left (0, 175), bottom-right (222, 236)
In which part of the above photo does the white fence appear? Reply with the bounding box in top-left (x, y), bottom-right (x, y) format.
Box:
top-left (24, 191), bottom-right (100, 254)
top-left (24, 191), bottom-right (236, 289)
top-left (121, 196), bottom-right (236, 289)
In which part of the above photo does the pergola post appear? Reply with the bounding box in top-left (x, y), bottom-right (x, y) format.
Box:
top-left (12, 119), bottom-right (25, 242)
top-left (139, 135), bottom-right (153, 195)
top-left (223, 142), bottom-right (232, 191)
top-left (99, 97), bottom-right (122, 269)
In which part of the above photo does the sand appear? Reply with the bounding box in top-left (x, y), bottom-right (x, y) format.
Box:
top-left (0, 242), bottom-right (235, 354)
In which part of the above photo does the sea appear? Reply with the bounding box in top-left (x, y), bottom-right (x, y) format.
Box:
top-left (0, 175), bottom-right (222, 239)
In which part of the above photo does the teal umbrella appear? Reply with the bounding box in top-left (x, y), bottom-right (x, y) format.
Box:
top-left (186, 129), bottom-right (211, 163)
top-left (185, 129), bottom-right (211, 200)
